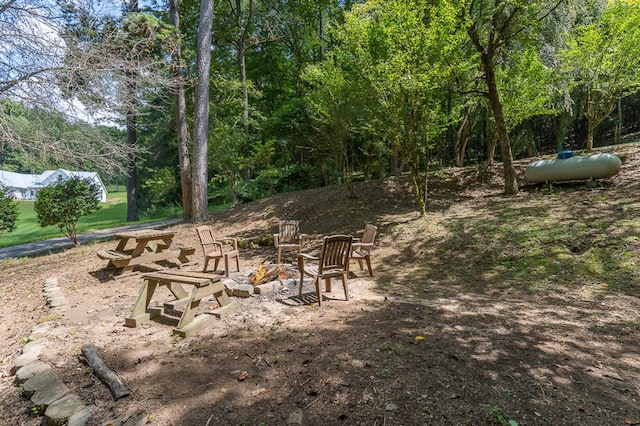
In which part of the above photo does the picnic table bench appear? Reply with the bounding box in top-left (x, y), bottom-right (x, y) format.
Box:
top-left (124, 270), bottom-right (239, 337)
top-left (97, 230), bottom-right (195, 275)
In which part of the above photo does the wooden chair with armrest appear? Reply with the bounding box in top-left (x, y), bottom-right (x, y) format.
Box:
top-left (297, 234), bottom-right (353, 306)
top-left (196, 225), bottom-right (240, 277)
top-left (350, 223), bottom-right (377, 276)
top-left (274, 220), bottom-right (304, 264)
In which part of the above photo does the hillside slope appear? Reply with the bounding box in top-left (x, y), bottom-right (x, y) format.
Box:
top-left (1, 143), bottom-right (639, 425)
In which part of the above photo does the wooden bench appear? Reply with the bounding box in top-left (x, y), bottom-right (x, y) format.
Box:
top-left (96, 250), bottom-right (133, 261)
top-left (97, 250), bottom-right (134, 270)
top-left (172, 244), bottom-right (196, 264)
top-left (98, 243), bottom-right (196, 274)
top-left (124, 270), bottom-right (238, 337)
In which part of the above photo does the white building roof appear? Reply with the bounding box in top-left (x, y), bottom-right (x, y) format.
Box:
top-left (0, 169), bottom-right (104, 190)
top-left (0, 170), bottom-right (42, 189)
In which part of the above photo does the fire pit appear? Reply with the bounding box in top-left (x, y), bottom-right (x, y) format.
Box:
top-left (249, 263), bottom-right (297, 286)
top-left (219, 263), bottom-right (301, 299)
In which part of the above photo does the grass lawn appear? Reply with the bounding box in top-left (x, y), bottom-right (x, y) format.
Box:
top-left (0, 191), bottom-right (181, 248)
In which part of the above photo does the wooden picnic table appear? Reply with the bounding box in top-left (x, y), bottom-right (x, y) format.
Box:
top-left (124, 270), bottom-right (239, 337)
top-left (97, 229), bottom-right (195, 275)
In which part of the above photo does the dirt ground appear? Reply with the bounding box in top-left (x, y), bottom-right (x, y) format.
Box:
top-left (1, 145), bottom-right (640, 426)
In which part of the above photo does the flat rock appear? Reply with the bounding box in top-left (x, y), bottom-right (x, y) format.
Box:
top-left (254, 281), bottom-right (282, 294)
top-left (23, 370), bottom-right (69, 413)
top-left (46, 296), bottom-right (68, 308)
top-left (13, 342), bottom-right (43, 372)
top-left (31, 384), bottom-right (71, 415)
top-left (231, 284), bottom-right (254, 298)
top-left (22, 370), bottom-right (62, 395)
top-left (68, 405), bottom-right (95, 426)
top-left (15, 362), bottom-right (52, 383)
top-left (45, 394), bottom-right (87, 426)
top-left (29, 324), bottom-right (53, 340)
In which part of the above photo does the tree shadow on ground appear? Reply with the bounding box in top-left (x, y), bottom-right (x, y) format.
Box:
top-left (89, 290), bottom-right (639, 425)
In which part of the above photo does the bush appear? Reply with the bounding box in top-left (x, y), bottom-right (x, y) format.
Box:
top-left (0, 184), bottom-right (18, 236)
top-left (34, 176), bottom-right (101, 246)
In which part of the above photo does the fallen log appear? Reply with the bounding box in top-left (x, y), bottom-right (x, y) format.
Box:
top-left (80, 343), bottom-right (130, 400)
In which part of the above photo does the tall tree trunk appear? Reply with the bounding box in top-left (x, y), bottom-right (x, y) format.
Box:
top-left (169, 0), bottom-right (193, 221)
top-left (525, 121), bottom-right (537, 157)
top-left (585, 86), bottom-right (595, 153)
top-left (236, 0), bottom-right (252, 133)
top-left (192, 0), bottom-right (215, 222)
top-left (468, 20), bottom-right (518, 194)
top-left (318, 5), bottom-right (325, 60)
top-left (234, 0), bottom-right (253, 183)
top-left (586, 123), bottom-right (596, 153)
top-left (455, 104), bottom-right (476, 167)
top-left (126, 0), bottom-right (139, 222)
top-left (126, 102), bottom-right (138, 221)
top-left (555, 111), bottom-right (572, 152)
top-left (484, 59), bottom-right (518, 194)
top-left (487, 131), bottom-right (498, 165)
top-left (615, 97), bottom-right (622, 144)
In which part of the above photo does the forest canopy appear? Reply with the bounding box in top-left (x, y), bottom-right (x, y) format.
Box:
top-left (1, 0), bottom-right (639, 218)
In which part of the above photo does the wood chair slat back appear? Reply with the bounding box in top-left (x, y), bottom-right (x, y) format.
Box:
top-left (319, 235), bottom-right (353, 272)
top-left (196, 226), bottom-right (216, 245)
top-left (279, 220), bottom-right (300, 244)
top-left (361, 224), bottom-right (377, 245)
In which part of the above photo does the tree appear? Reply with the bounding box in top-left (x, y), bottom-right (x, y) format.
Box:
top-left (308, 0), bottom-right (464, 214)
top-left (192, 0), bottom-right (215, 222)
top-left (0, 184), bottom-right (18, 236)
top-left (208, 76), bottom-right (263, 204)
top-left (0, 98), bottom-right (129, 175)
top-left (214, 0), bottom-right (254, 132)
top-left (0, 1), bottom-right (133, 177)
top-left (168, 0), bottom-right (193, 221)
top-left (56, 1), bottom-right (182, 221)
top-left (303, 62), bottom-right (364, 194)
top-left (459, 0), bottom-right (567, 195)
top-left (34, 176), bottom-right (101, 246)
top-left (560, 0), bottom-right (640, 152)
top-left (125, 0), bottom-right (140, 222)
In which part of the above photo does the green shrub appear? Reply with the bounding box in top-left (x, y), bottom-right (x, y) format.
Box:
top-left (0, 184), bottom-right (18, 236)
top-left (34, 176), bottom-right (101, 246)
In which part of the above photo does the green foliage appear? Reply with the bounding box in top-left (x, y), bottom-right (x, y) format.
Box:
top-left (497, 47), bottom-right (560, 132)
top-left (205, 75), bottom-right (265, 205)
top-left (313, 0), bottom-right (466, 212)
top-left (34, 176), bottom-right (102, 246)
top-left (480, 403), bottom-right (518, 426)
top-left (122, 13), bottom-right (177, 47)
top-left (0, 184), bottom-right (18, 236)
top-left (19, 0), bottom-right (640, 219)
top-left (0, 99), bottom-right (127, 177)
top-left (141, 167), bottom-right (180, 210)
top-left (560, 0), bottom-right (640, 150)
top-left (379, 340), bottom-right (407, 356)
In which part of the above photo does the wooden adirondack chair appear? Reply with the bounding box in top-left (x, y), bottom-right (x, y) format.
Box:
top-left (297, 234), bottom-right (353, 306)
top-left (196, 225), bottom-right (240, 277)
top-left (274, 220), bottom-right (304, 264)
top-left (350, 224), bottom-right (377, 276)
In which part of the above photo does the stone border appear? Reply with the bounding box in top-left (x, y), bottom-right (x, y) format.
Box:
top-left (11, 272), bottom-right (299, 425)
top-left (12, 277), bottom-right (93, 425)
